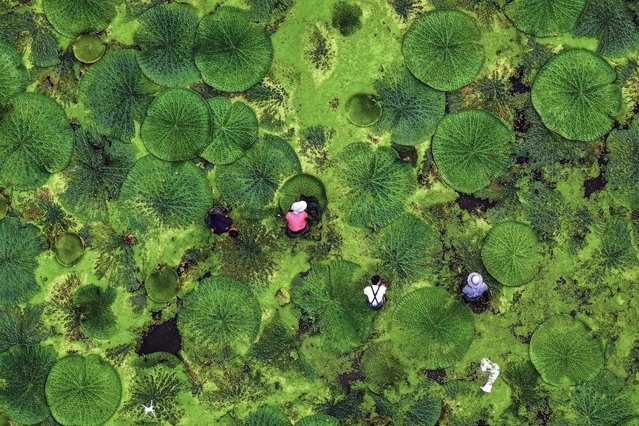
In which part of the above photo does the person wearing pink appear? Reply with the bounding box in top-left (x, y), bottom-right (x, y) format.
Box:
top-left (285, 201), bottom-right (309, 237)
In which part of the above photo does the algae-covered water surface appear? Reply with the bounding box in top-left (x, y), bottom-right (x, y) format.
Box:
top-left (1, 0), bottom-right (639, 424)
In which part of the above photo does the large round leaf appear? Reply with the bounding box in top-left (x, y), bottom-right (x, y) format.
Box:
top-left (45, 355), bottom-right (122, 426)
top-left (201, 97), bottom-right (258, 165)
top-left (504, 0), bottom-right (588, 37)
top-left (334, 142), bottom-right (416, 228)
top-left (141, 88), bottom-right (210, 161)
top-left (374, 69), bottom-right (446, 146)
top-left (481, 220), bottom-right (543, 286)
top-left (390, 287), bottom-right (475, 369)
top-left (43, 0), bottom-right (118, 37)
top-left (0, 93), bottom-right (74, 190)
top-left (402, 9), bottom-right (485, 91)
top-left (530, 315), bottom-right (604, 386)
top-left (145, 266), bottom-right (179, 303)
top-left (245, 407), bottom-right (291, 426)
top-left (0, 41), bottom-right (28, 108)
top-left (135, 3), bottom-right (200, 87)
top-left (118, 155), bottom-right (213, 232)
top-left (0, 218), bottom-right (44, 305)
top-left (72, 284), bottom-right (117, 339)
top-left (432, 109), bottom-right (513, 194)
top-left (278, 173), bottom-right (328, 211)
top-left (606, 120), bottom-right (639, 208)
top-left (531, 49), bottom-right (620, 141)
top-left (0, 344), bottom-right (57, 425)
top-left (195, 7), bottom-right (273, 92)
top-left (178, 276), bottom-right (261, 356)
top-left (291, 261), bottom-right (372, 353)
top-left (81, 49), bottom-right (157, 140)
top-left (296, 414), bottom-right (339, 426)
top-left (215, 135), bottom-right (300, 217)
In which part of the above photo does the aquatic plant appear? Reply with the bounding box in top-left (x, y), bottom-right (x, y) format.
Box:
top-left (195, 7), bottom-right (273, 92)
top-left (245, 0), bottom-right (294, 22)
top-left (531, 49), bottom-right (620, 142)
top-left (0, 344), bottom-right (57, 424)
top-left (72, 33), bottom-right (105, 63)
top-left (28, 15), bottom-right (60, 67)
top-left (81, 49), bottom-right (157, 140)
top-left (121, 364), bottom-right (186, 424)
top-left (296, 414), bottom-right (339, 426)
top-left (334, 142), bottom-right (416, 228)
top-left (521, 182), bottom-right (564, 245)
top-left (135, 3), bottom-right (200, 87)
top-left (504, 0), bottom-right (587, 36)
top-left (278, 174), bottom-right (328, 211)
top-left (606, 120), bottom-right (639, 208)
top-left (331, 2), bottom-right (363, 36)
top-left (402, 9), bottom-right (484, 91)
top-left (371, 213), bottom-right (438, 283)
top-left (45, 354), bottom-right (122, 426)
top-left (596, 216), bottom-right (638, 271)
top-left (72, 284), bottom-right (117, 339)
top-left (372, 383), bottom-right (442, 425)
top-left (215, 135), bottom-right (301, 218)
top-left (299, 126), bottom-right (333, 170)
top-left (42, 0), bottom-right (117, 37)
top-left (141, 88), bottom-right (210, 161)
top-left (91, 222), bottom-right (137, 290)
top-left (145, 266), bottom-right (179, 303)
top-left (374, 69), bottom-right (445, 146)
top-left (345, 93), bottom-right (382, 127)
top-left (390, 287), bottom-right (474, 369)
top-left (529, 315), bottom-right (604, 386)
top-left (481, 220), bottom-right (543, 286)
top-left (502, 360), bottom-right (548, 421)
top-left (0, 93), bottom-right (73, 190)
top-left (54, 231), bottom-right (85, 267)
top-left (291, 261), bottom-right (372, 353)
top-left (59, 130), bottom-right (136, 222)
top-left (250, 314), bottom-right (296, 367)
top-left (432, 109), bottom-right (513, 194)
top-left (245, 407), bottom-right (292, 425)
top-left (117, 155), bottom-right (213, 233)
top-left (574, 0), bottom-right (639, 58)
top-left (178, 276), bottom-right (261, 357)
top-left (0, 218), bottom-right (44, 305)
top-left (0, 305), bottom-right (47, 353)
top-left (360, 341), bottom-right (405, 393)
top-left (201, 97), bottom-right (259, 165)
top-left (0, 40), bottom-right (27, 107)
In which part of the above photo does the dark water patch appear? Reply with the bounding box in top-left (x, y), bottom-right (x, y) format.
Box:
top-left (584, 145), bottom-right (608, 198)
top-left (298, 316), bottom-right (312, 335)
top-left (509, 69), bottom-right (530, 94)
top-left (426, 368), bottom-right (446, 384)
top-left (633, 101), bottom-right (639, 115)
top-left (456, 193), bottom-right (496, 214)
top-left (392, 144), bottom-right (418, 167)
top-left (532, 170), bottom-right (543, 182)
top-left (138, 317), bottom-right (182, 356)
top-left (151, 310), bottom-right (162, 321)
top-left (515, 155), bottom-right (529, 164)
top-left (513, 109), bottom-right (530, 134)
top-left (338, 371), bottom-right (364, 393)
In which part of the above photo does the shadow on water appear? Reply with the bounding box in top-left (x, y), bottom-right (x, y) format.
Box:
top-left (138, 317), bottom-right (182, 356)
top-left (456, 193), bottom-right (496, 214)
top-left (584, 146), bottom-right (608, 198)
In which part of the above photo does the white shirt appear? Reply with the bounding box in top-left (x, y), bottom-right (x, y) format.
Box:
top-left (364, 285), bottom-right (386, 307)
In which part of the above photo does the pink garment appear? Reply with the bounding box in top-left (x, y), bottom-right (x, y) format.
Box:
top-left (285, 211), bottom-right (308, 232)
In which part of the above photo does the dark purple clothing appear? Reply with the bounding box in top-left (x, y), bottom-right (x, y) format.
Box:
top-left (205, 213), bottom-right (233, 235)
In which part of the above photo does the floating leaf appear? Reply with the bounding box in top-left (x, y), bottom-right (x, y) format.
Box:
top-left (43, 0), bottom-right (118, 37)
top-left (0, 40), bottom-right (28, 108)
top-left (505, 0), bottom-right (588, 37)
top-left (72, 284), bottom-right (117, 339)
top-left (278, 173), bottom-right (328, 212)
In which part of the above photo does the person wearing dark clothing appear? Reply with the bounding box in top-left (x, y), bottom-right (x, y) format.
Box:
top-left (205, 206), bottom-right (238, 237)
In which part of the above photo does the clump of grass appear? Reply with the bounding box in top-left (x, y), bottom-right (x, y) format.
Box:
top-left (332, 2), bottom-right (363, 36)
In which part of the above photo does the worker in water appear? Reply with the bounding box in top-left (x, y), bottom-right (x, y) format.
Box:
top-left (364, 275), bottom-right (388, 310)
top-left (462, 272), bottom-right (488, 302)
top-left (480, 357), bottom-right (500, 393)
top-left (285, 200), bottom-right (309, 237)
top-left (205, 205), bottom-right (238, 237)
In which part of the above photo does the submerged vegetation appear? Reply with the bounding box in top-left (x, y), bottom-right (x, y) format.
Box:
top-left (0, 0), bottom-right (638, 424)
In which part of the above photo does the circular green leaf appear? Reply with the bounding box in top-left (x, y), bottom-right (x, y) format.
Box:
top-left (334, 142), bottom-right (416, 228)
top-left (81, 49), bottom-right (157, 140)
top-left (0, 197), bottom-right (7, 221)
top-left (43, 0), bottom-right (118, 38)
top-left (345, 93), bottom-right (383, 127)
top-left (296, 414), bottom-right (339, 426)
top-left (118, 155), bottom-right (213, 233)
top-left (179, 276), bottom-right (261, 357)
top-left (481, 220), bottom-right (543, 286)
top-left (245, 407), bottom-right (291, 426)
top-left (402, 9), bottom-right (485, 91)
top-left (72, 34), bottom-right (106, 64)
top-left (135, 3), bottom-right (200, 87)
top-left (390, 287), bottom-right (475, 369)
top-left (55, 232), bottom-right (85, 267)
top-left (0, 219), bottom-right (44, 306)
top-left (0, 93), bottom-right (74, 190)
top-left (195, 7), bottom-right (273, 92)
top-left (215, 135), bottom-right (300, 217)
top-left (45, 355), bottom-right (122, 426)
top-left (141, 88), bottom-right (210, 161)
top-left (531, 49), bottom-right (621, 141)
top-left (0, 41), bottom-right (28, 108)
top-left (432, 109), bottom-right (513, 194)
top-left (145, 267), bottom-right (179, 303)
top-left (530, 315), bottom-right (604, 386)
top-left (72, 284), bottom-right (117, 339)
top-left (504, 0), bottom-right (588, 37)
top-left (201, 97), bottom-right (258, 165)
top-left (0, 344), bottom-right (57, 425)
top-left (278, 173), bottom-right (328, 211)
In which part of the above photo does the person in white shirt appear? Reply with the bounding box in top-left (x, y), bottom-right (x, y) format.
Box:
top-left (364, 275), bottom-right (387, 310)
top-left (480, 357), bottom-right (500, 393)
